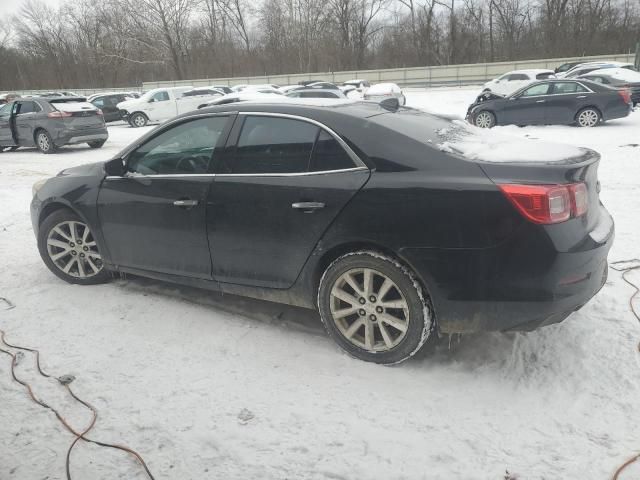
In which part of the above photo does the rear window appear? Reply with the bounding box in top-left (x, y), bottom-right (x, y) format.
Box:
top-left (49, 97), bottom-right (88, 103)
top-left (536, 72), bottom-right (554, 79)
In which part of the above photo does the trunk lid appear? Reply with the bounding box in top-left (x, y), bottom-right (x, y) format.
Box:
top-left (50, 99), bottom-right (104, 128)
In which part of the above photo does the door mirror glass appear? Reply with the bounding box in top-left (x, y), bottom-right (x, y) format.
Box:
top-left (127, 116), bottom-right (228, 175)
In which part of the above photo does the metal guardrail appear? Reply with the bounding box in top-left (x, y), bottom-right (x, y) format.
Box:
top-left (4, 52), bottom-right (635, 96)
top-left (142, 53), bottom-right (635, 90)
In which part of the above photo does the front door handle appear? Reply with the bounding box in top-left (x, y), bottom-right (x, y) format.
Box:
top-left (536, 100), bottom-right (546, 103)
top-left (173, 199), bottom-right (199, 207)
top-left (576, 95), bottom-right (587, 99)
top-left (292, 201), bottom-right (325, 213)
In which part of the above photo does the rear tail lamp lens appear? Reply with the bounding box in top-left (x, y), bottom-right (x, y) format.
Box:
top-left (47, 111), bottom-right (72, 118)
top-left (96, 109), bottom-right (103, 116)
top-left (499, 183), bottom-right (588, 224)
top-left (618, 89), bottom-right (632, 104)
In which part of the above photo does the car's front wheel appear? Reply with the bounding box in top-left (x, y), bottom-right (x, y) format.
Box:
top-left (129, 112), bottom-right (148, 128)
top-left (37, 209), bottom-right (110, 285)
top-left (576, 107), bottom-right (601, 127)
top-left (318, 251), bottom-right (433, 365)
top-left (474, 110), bottom-right (495, 128)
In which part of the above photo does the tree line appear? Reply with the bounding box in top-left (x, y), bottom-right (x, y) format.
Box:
top-left (0, 0), bottom-right (638, 90)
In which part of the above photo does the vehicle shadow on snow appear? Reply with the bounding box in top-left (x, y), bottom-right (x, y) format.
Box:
top-left (110, 273), bottom-right (564, 373)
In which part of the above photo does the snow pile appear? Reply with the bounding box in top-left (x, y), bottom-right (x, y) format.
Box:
top-left (437, 120), bottom-right (588, 163)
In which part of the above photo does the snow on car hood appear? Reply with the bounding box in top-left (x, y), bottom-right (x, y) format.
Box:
top-left (437, 120), bottom-right (588, 163)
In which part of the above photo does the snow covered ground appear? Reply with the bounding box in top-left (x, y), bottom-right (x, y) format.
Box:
top-left (1, 92), bottom-right (639, 480)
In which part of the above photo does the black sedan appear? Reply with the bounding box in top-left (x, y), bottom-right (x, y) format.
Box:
top-left (467, 79), bottom-right (632, 128)
top-left (31, 102), bottom-right (614, 364)
top-left (579, 72), bottom-right (640, 106)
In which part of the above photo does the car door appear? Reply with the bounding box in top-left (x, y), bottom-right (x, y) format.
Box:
top-left (146, 90), bottom-right (175, 121)
top-left (207, 113), bottom-right (370, 289)
top-left (0, 103), bottom-right (14, 146)
top-left (544, 81), bottom-right (593, 124)
top-left (100, 95), bottom-right (122, 122)
top-left (501, 82), bottom-right (551, 125)
top-left (14, 100), bottom-right (40, 146)
top-left (97, 114), bottom-right (232, 278)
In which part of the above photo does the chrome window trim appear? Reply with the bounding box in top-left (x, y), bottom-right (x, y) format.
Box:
top-left (104, 166), bottom-right (368, 181)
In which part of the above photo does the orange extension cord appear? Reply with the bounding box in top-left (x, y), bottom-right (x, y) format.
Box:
top-left (0, 328), bottom-right (155, 480)
top-left (610, 260), bottom-right (640, 480)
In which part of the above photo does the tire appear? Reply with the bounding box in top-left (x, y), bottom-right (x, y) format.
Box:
top-left (129, 112), bottom-right (148, 128)
top-left (474, 110), bottom-right (496, 128)
top-left (576, 107), bottom-right (601, 127)
top-left (317, 251), bottom-right (434, 365)
top-left (37, 209), bottom-right (110, 285)
top-left (35, 130), bottom-right (57, 154)
top-left (88, 140), bottom-right (106, 149)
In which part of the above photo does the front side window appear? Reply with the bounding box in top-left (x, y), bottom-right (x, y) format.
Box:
top-left (127, 116), bottom-right (228, 175)
top-left (232, 116), bottom-right (318, 174)
top-left (552, 82), bottom-right (588, 94)
top-left (520, 83), bottom-right (551, 97)
top-left (0, 103), bottom-right (11, 117)
top-left (151, 91), bottom-right (170, 102)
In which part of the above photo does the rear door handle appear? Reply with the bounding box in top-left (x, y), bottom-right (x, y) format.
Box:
top-left (292, 201), bottom-right (325, 212)
top-left (173, 199), bottom-right (199, 207)
top-left (576, 95), bottom-right (587, 99)
top-left (536, 100), bottom-right (546, 103)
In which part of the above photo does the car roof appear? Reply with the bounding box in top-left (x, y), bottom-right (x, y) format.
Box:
top-left (505, 69), bottom-right (554, 75)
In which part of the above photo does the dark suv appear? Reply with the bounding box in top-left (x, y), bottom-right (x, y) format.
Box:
top-left (0, 97), bottom-right (108, 154)
top-left (88, 93), bottom-right (133, 122)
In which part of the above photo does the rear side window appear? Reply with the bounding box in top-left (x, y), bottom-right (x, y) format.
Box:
top-left (310, 130), bottom-right (355, 172)
top-left (536, 72), bottom-right (554, 80)
top-left (232, 116), bottom-right (318, 174)
top-left (509, 74), bottom-right (529, 81)
top-left (17, 101), bottom-right (40, 114)
top-left (552, 82), bottom-right (588, 94)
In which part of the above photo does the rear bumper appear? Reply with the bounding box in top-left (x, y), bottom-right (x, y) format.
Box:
top-left (54, 127), bottom-right (108, 146)
top-left (401, 206), bottom-right (614, 333)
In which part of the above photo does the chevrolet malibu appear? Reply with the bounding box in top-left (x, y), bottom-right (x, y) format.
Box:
top-left (31, 101), bottom-right (614, 364)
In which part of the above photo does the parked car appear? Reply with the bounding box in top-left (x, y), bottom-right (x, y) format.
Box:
top-left (304, 82), bottom-right (340, 90)
top-left (117, 86), bottom-right (224, 127)
top-left (298, 79), bottom-right (326, 86)
top-left (0, 93), bottom-right (20, 105)
top-left (554, 61), bottom-right (585, 75)
top-left (88, 92), bottom-right (135, 122)
top-left (560, 62), bottom-right (636, 78)
top-left (0, 97), bottom-right (107, 153)
top-left (232, 84), bottom-right (280, 92)
top-left (30, 101), bottom-right (614, 364)
top-left (482, 69), bottom-right (556, 96)
top-left (466, 79), bottom-right (632, 128)
top-left (181, 87), bottom-right (226, 98)
top-left (579, 68), bottom-right (640, 106)
top-left (210, 85), bottom-right (233, 94)
top-left (286, 89), bottom-right (346, 99)
top-left (363, 83), bottom-right (406, 105)
top-left (197, 92), bottom-right (283, 108)
top-left (341, 79), bottom-right (371, 92)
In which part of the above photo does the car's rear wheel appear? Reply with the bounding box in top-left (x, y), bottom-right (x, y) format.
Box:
top-left (474, 110), bottom-right (495, 128)
top-left (35, 130), bottom-right (56, 154)
top-left (318, 251), bottom-right (433, 365)
top-left (37, 209), bottom-right (110, 285)
top-left (576, 107), bottom-right (601, 127)
top-left (88, 140), bottom-right (106, 149)
top-left (129, 112), bottom-right (148, 128)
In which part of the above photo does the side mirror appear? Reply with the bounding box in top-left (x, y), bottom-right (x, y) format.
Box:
top-left (104, 157), bottom-right (126, 176)
top-left (148, 98), bottom-right (155, 103)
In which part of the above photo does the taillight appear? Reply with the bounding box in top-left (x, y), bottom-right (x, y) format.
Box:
top-left (499, 183), bottom-right (588, 224)
top-left (618, 89), bottom-right (632, 104)
top-left (47, 111), bottom-right (72, 118)
top-left (96, 109), bottom-right (103, 116)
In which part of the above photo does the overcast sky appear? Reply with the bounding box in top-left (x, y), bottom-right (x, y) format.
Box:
top-left (1, 0), bottom-right (63, 15)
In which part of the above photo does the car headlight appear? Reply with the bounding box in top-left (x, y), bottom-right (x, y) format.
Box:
top-left (32, 178), bottom-right (48, 197)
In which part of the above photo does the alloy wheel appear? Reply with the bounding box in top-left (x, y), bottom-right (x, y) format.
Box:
top-left (329, 267), bottom-right (409, 352)
top-left (38, 133), bottom-right (50, 151)
top-left (132, 114), bottom-right (147, 127)
top-left (46, 220), bottom-right (103, 278)
top-left (475, 111), bottom-right (493, 128)
top-left (577, 109), bottom-right (599, 127)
